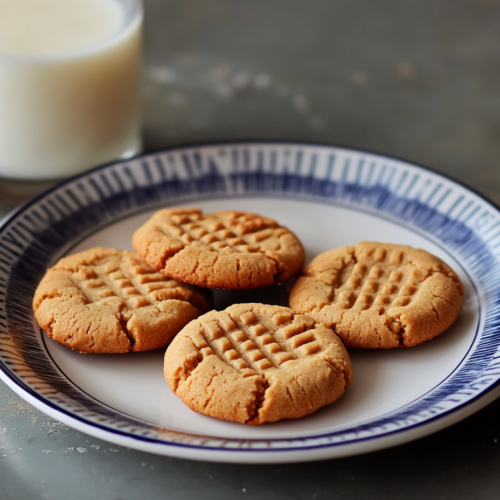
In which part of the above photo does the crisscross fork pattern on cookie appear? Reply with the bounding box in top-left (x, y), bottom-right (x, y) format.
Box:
top-left (69, 259), bottom-right (190, 311)
top-left (333, 247), bottom-right (423, 312)
top-left (193, 310), bottom-right (323, 373)
top-left (159, 211), bottom-right (286, 254)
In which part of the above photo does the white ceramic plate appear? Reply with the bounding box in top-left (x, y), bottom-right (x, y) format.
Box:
top-left (1, 142), bottom-right (500, 463)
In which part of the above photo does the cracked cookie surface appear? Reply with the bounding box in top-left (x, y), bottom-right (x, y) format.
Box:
top-left (289, 242), bottom-right (464, 349)
top-left (132, 208), bottom-right (305, 289)
top-left (33, 247), bottom-right (212, 353)
top-left (164, 303), bottom-right (352, 424)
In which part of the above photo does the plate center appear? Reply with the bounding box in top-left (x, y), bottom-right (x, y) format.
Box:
top-left (44, 198), bottom-right (479, 440)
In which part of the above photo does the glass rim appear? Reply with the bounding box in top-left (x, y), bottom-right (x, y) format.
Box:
top-left (0, 0), bottom-right (143, 64)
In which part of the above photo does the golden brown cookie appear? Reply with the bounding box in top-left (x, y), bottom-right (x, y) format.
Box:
top-left (132, 208), bottom-right (305, 289)
top-left (164, 303), bottom-right (352, 424)
top-left (289, 242), bottom-right (463, 349)
top-left (33, 247), bottom-right (212, 354)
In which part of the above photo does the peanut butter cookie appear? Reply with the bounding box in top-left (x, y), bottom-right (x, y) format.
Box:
top-left (289, 242), bottom-right (463, 348)
top-left (132, 208), bottom-right (305, 289)
top-left (164, 303), bottom-right (352, 424)
top-left (33, 247), bottom-right (212, 353)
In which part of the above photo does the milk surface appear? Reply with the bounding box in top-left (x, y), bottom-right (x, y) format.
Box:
top-left (0, 0), bottom-right (142, 180)
top-left (0, 0), bottom-right (123, 55)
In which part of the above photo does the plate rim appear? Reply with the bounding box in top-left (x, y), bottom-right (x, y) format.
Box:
top-left (4, 139), bottom-right (500, 233)
top-left (3, 370), bottom-right (500, 464)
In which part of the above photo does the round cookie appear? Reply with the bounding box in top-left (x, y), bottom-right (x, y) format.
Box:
top-left (164, 303), bottom-right (352, 425)
top-left (132, 208), bottom-right (305, 289)
top-left (33, 247), bottom-right (212, 354)
top-left (289, 242), bottom-right (464, 349)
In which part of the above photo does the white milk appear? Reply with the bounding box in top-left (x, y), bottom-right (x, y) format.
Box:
top-left (0, 0), bottom-right (142, 180)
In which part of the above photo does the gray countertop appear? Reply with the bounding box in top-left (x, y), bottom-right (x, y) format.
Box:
top-left (2, 1), bottom-right (500, 498)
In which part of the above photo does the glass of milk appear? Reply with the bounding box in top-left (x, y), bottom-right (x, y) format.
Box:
top-left (0, 0), bottom-right (142, 180)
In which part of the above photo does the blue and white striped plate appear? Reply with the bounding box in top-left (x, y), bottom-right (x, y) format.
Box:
top-left (1, 142), bottom-right (499, 463)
